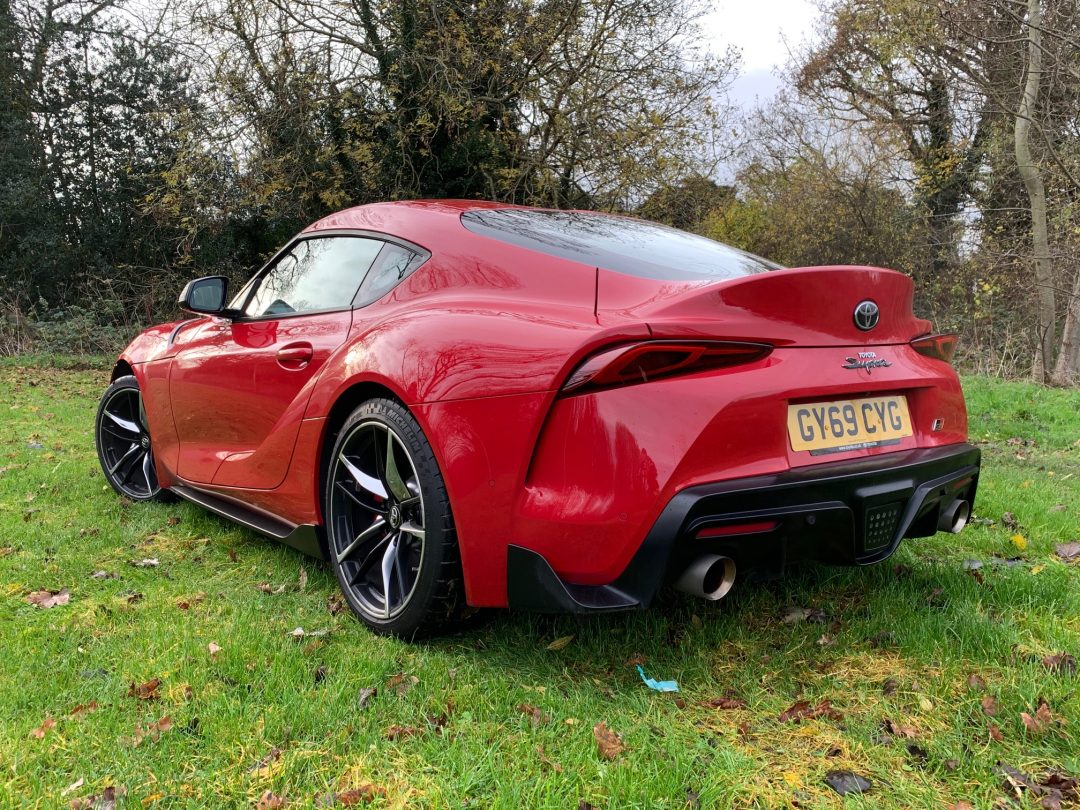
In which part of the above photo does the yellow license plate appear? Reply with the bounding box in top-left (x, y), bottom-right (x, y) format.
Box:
top-left (787, 395), bottom-right (912, 454)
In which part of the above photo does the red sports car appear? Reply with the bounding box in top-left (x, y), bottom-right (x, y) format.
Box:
top-left (95, 200), bottom-right (980, 637)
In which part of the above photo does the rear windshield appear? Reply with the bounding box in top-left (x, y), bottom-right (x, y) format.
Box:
top-left (460, 209), bottom-right (781, 280)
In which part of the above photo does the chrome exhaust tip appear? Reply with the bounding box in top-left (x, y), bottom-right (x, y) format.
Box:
top-left (674, 554), bottom-right (736, 601)
top-left (938, 499), bottom-right (971, 534)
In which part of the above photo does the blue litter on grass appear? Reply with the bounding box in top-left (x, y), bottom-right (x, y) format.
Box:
top-left (636, 665), bottom-right (679, 692)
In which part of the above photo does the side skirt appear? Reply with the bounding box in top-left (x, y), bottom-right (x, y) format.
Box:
top-left (170, 483), bottom-right (325, 559)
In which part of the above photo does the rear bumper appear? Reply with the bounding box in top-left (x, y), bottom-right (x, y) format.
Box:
top-left (507, 442), bottom-right (980, 612)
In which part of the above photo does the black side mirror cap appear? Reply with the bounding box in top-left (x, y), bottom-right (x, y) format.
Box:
top-left (179, 276), bottom-right (233, 316)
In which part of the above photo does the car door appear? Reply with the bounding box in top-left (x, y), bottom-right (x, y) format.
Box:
top-left (169, 234), bottom-right (385, 489)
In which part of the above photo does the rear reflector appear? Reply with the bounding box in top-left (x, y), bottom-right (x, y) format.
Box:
top-left (910, 333), bottom-right (958, 364)
top-left (562, 340), bottom-right (772, 394)
top-left (695, 520), bottom-right (779, 539)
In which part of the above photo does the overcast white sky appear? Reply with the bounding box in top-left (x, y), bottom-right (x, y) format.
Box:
top-left (700, 0), bottom-right (821, 108)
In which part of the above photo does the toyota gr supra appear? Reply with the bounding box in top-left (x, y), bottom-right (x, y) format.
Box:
top-left (94, 200), bottom-right (980, 637)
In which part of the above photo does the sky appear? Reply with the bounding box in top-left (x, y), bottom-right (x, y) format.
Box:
top-left (699, 0), bottom-right (821, 109)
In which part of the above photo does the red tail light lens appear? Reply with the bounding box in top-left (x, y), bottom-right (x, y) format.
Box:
top-left (562, 340), bottom-right (772, 394)
top-left (910, 333), bottom-right (958, 364)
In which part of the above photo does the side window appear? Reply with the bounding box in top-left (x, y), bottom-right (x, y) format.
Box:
top-left (243, 237), bottom-right (382, 318)
top-left (353, 243), bottom-right (421, 307)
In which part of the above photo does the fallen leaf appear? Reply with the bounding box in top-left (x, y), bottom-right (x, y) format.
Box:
top-left (327, 593), bottom-right (345, 615)
top-left (517, 703), bottom-right (549, 727)
top-left (1021, 699), bottom-right (1054, 734)
top-left (989, 723), bottom-right (1004, 741)
top-left (131, 716), bottom-right (172, 746)
top-left (167, 516), bottom-right (181, 526)
top-left (1002, 512), bottom-right (1019, 531)
top-left (176, 593), bottom-right (206, 610)
top-left (227, 549), bottom-right (238, 562)
top-left (625, 652), bottom-right (646, 666)
top-left (26, 588), bottom-right (70, 608)
top-left (1055, 542), bottom-right (1080, 561)
top-left (967, 673), bottom-right (987, 690)
top-left (69, 701), bottom-right (99, 718)
top-left (127, 678), bottom-right (161, 701)
top-left (287, 627), bottom-right (327, 639)
top-left (384, 724), bottom-right (420, 741)
top-left (91, 571), bottom-right (118, 580)
top-left (824, 770), bottom-right (872, 795)
top-left (781, 606), bottom-right (826, 624)
top-left (816, 633), bottom-right (836, 647)
top-left (298, 567), bottom-right (308, 592)
top-left (1042, 652), bottom-right (1077, 675)
top-left (30, 717), bottom-right (55, 739)
top-left (70, 785), bottom-right (125, 810)
top-left (779, 699), bottom-right (842, 723)
top-left (883, 717), bottom-right (918, 738)
top-left (257, 583), bottom-right (286, 595)
top-left (385, 673), bottom-right (418, 697)
top-left (593, 722), bottom-right (625, 760)
top-left (249, 747), bottom-right (282, 778)
top-left (947, 802), bottom-right (974, 810)
top-left (130, 558), bottom-right (159, 567)
top-left (256, 790), bottom-right (287, 809)
top-left (207, 642), bottom-right (221, 658)
top-left (881, 677), bottom-right (899, 696)
top-left (326, 784), bottom-right (386, 805)
top-left (546, 635), bottom-right (574, 651)
top-left (61, 778), bottom-right (84, 796)
top-left (357, 686), bottom-right (377, 708)
top-left (1011, 533), bottom-right (1027, 552)
top-left (701, 695), bottom-right (747, 710)
top-left (314, 665), bottom-right (327, 684)
top-left (981, 695), bottom-right (998, 717)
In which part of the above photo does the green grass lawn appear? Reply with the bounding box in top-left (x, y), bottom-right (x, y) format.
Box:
top-left (1, 361), bottom-right (1078, 808)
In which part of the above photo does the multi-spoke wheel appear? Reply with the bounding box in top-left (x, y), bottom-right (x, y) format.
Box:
top-left (94, 375), bottom-right (167, 501)
top-left (326, 398), bottom-right (463, 637)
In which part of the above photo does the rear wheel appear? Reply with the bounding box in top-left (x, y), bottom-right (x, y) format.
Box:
top-left (95, 375), bottom-right (168, 501)
top-left (325, 398), bottom-right (464, 638)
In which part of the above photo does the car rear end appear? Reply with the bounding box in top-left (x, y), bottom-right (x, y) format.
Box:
top-left (465, 211), bottom-right (980, 612)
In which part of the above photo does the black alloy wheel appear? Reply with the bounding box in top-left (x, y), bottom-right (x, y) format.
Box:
top-left (325, 398), bottom-right (463, 637)
top-left (95, 375), bottom-right (165, 500)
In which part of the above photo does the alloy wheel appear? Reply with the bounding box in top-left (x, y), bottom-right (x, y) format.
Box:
top-left (97, 386), bottom-right (160, 499)
top-left (329, 420), bottom-right (426, 620)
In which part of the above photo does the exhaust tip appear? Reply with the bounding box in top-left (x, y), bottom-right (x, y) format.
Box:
top-left (939, 499), bottom-right (971, 534)
top-left (675, 555), bottom-right (736, 601)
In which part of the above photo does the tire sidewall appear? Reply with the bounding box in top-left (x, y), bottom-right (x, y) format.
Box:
top-left (324, 398), bottom-right (456, 637)
top-left (95, 375), bottom-right (163, 501)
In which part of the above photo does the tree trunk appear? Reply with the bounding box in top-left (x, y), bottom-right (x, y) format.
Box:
top-left (1014, 0), bottom-right (1055, 382)
top-left (1052, 272), bottom-right (1080, 385)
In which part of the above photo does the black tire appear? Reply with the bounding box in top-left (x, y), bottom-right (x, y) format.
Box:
top-left (94, 375), bottom-right (170, 501)
top-left (324, 398), bottom-right (464, 638)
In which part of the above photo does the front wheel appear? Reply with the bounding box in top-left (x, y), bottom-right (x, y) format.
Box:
top-left (94, 375), bottom-right (168, 501)
top-left (325, 398), bottom-right (464, 638)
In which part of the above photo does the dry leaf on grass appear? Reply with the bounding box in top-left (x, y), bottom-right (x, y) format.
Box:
top-left (546, 635), bottom-right (574, 651)
top-left (30, 717), bottom-right (55, 739)
top-left (207, 642), bottom-right (221, 658)
top-left (130, 716), bottom-right (172, 746)
top-left (981, 695), bottom-right (999, 717)
top-left (69, 701), bottom-right (98, 718)
top-left (257, 583), bottom-right (286, 595)
top-left (126, 678), bottom-right (161, 701)
top-left (129, 558), bottom-right (159, 568)
top-left (26, 588), bottom-right (70, 608)
top-left (1042, 652), bottom-right (1077, 675)
top-left (357, 686), bottom-right (377, 709)
top-left (256, 790), bottom-right (287, 809)
top-left (967, 673), bottom-right (987, 690)
top-left (385, 673), bottom-right (418, 697)
top-left (249, 747), bottom-right (282, 778)
top-left (701, 695), bottom-right (747, 710)
top-left (779, 699), bottom-right (842, 723)
top-left (70, 785), bottom-right (125, 810)
top-left (1054, 542), bottom-right (1080, 561)
top-left (592, 721), bottom-right (625, 760)
top-left (384, 725), bottom-right (420, 741)
top-left (320, 784), bottom-right (386, 806)
top-left (517, 703), bottom-right (549, 727)
top-left (883, 718), bottom-right (918, 738)
top-left (1020, 699), bottom-right (1055, 735)
top-left (298, 566), bottom-right (308, 591)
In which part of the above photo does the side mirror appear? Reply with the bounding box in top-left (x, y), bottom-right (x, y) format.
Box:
top-left (179, 276), bottom-right (230, 316)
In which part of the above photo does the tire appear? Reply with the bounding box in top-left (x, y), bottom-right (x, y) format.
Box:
top-left (94, 375), bottom-right (170, 501)
top-left (324, 398), bottom-right (464, 638)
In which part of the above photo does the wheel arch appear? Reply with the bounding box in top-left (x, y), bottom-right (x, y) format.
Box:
top-left (111, 359), bottom-right (135, 381)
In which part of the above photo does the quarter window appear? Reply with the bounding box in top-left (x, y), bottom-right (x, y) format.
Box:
top-left (354, 243), bottom-right (421, 307)
top-left (243, 237), bottom-right (383, 318)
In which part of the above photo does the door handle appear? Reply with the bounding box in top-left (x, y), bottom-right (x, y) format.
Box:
top-left (276, 342), bottom-right (313, 368)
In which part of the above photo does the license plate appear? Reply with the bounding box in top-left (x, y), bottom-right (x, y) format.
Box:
top-left (787, 395), bottom-right (912, 455)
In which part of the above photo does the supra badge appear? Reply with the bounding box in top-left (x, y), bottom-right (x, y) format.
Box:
top-left (843, 350), bottom-right (891, 374)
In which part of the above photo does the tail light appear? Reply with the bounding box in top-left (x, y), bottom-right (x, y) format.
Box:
top-left (561, 340), bottom-right (772, 395)
top-left (910, 333), bottom-right (958, 364)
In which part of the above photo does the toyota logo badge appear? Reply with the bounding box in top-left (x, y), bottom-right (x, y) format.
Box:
top-left (853, 300), bottom-right (879, 331)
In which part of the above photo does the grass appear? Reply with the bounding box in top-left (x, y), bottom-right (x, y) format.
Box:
top-left (1, 361), bottom-right (1078, 808)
